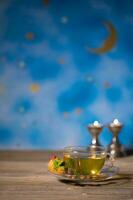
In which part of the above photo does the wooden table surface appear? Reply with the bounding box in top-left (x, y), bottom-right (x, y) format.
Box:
top-left (0, 151), bottom-right (133, 200)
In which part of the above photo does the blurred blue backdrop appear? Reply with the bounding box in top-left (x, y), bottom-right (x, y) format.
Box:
top-left (0, 0), bottom-right (133, 149)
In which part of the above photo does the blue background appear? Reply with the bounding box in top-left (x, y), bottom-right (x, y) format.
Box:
top-left (0, 0), bottom-right (133, 149)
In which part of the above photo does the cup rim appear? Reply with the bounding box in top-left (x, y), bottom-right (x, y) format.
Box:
top-left (64, 145), bottom-right (107, 157)
top-left (64, 145), bottom-right (105, 150)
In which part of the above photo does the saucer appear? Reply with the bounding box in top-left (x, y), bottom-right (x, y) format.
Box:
top-left (49, 166), bottom-right (119, 184)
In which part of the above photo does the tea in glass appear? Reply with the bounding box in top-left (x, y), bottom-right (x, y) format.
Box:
top-left (64, 146), bottom-right (106, 176)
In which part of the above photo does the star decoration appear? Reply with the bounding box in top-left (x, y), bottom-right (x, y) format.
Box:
top-left (25, 32), bottom-right (35, 40)
top-left (58, 57), bottom-right (65, 65)
top-left (43, 0), bottom-right (49, 6)
top-left (29, 83), bottom-right (40, 93)
top-left (75, 108), bottom-right (83, 115)
top-left (103, 81), bottom-right (111, 89)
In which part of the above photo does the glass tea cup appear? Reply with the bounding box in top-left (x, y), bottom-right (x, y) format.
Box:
top-left (63, 146), bottom-right (110, 176)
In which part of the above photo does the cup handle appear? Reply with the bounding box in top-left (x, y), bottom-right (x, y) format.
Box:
top-left (106, 153), bottom-right (115, 168)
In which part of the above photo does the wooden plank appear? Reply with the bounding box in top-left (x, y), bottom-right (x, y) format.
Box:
top-left (0, 151), bottom-right (133, 200)
top-left (0, 150), bottom-right (62, 161)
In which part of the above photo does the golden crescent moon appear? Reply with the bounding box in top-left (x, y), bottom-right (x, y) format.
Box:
top-left (89, 21), bottom-right (117, 54)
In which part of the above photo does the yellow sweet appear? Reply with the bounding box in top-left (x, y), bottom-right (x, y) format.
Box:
top-left (48, 160), bottom-right (56, 172)
top-left (57, 166), bottom-right (65, 175)
top-left (48, 157), bottom-right (65, 175)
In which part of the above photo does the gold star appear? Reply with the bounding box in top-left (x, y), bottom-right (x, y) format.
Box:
top-left (58, 57), bottom-right (65, 65)
top-left (25, 32), bottom-right (35, 40)
top-left (103, 81), bottom-right (111, 89)
top-left (43, 0), bottom-right (49, 6)
top-left (75, 108), bottom-right (83, 115)
top-left (30, 83), bottom-right (40, 93)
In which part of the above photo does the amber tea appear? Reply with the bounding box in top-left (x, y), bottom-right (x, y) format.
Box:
top-left (64, 146), bottom-right (107, 176)
top-left (64, 155), bottom-right (105, 175)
